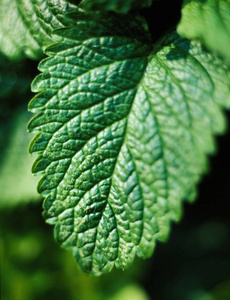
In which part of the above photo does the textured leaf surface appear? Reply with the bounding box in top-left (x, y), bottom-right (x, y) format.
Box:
top-left (79, 0), bottom-right (152, 13)
top-left (177, 0), bottom-right (230, 63)
top-left (28, 12), bottom-right (230, 275)
top-left (0, 0), bottom-right (78, 60)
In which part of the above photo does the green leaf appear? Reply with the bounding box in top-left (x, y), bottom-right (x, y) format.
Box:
top-left (28, 12), bottom-right (230, 275)
top-left (177, 0), bottom-right (230, 64)
top-left (79, 0), bottom-right (153, 13)
top-left (0, 0), bottom-right (78, 61)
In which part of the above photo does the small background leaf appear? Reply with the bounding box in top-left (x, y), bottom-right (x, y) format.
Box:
top-left (177, 0), bottom-right (230, 64)
top-left (0, 109), bottom-right (40, 209)
top-left (0, 0), bottom-right (78, 61)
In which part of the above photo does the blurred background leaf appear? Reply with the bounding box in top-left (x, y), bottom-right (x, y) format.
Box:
top-left (0, 54), bottom-right (40, 208)
top-left (0, 108), bottom-right (39, 208)
top-left (1, 203), bottom-right (150, 300)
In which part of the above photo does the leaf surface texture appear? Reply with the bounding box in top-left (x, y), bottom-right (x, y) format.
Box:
top-left (28, 12), bottom-right (230, 275)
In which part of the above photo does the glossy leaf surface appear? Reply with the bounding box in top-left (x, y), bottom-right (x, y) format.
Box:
top-left (28, 12), bottom-right (230, 275)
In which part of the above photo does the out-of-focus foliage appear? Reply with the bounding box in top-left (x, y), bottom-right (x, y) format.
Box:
top-left (177, 0), bottom-right (230, 64)
top-left (0, 109), bottom-right (39, 208)
top-left (79, 0), bottom-right (153, 13)
top-left (0, 55), bottom-right (31, 97)
top-left (0, 54), bottom-right (39, 207)
top-left (0, 0), bottom-right (78, 61)
top-left (1, 204), bottom-right (150, 300)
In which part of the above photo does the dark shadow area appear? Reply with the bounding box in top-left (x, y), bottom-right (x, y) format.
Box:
top-left (0, 55), bottom-right (38, 166)
top-left (141, 0), bottom-right (183, 43)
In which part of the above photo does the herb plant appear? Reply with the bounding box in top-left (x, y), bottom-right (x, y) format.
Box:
top-left (0, 0), bottom-right (230, 277)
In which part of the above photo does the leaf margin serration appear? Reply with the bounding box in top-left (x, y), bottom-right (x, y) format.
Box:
top-left (28, 11), bottom-right (230, 275)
